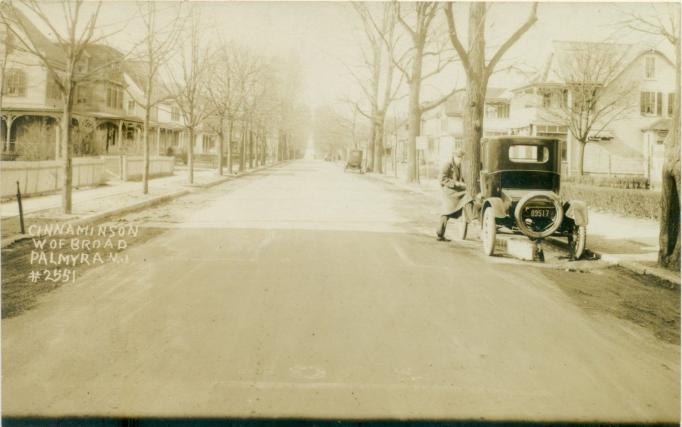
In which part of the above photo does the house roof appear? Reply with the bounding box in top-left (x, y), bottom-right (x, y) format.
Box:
top-left (642, 118), bottom-right (672, 132)
top-left (1, 3), bottom-right (64, 63)
top-left (515, 40), bottom-right (673, 91)
top-left (442, 87), bottom-right (511, 117)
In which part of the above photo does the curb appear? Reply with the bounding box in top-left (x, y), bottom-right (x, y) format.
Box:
top-left (1, 162), bottom-right (284, 249)
top-left (365, 171), bottom-right (681, 287)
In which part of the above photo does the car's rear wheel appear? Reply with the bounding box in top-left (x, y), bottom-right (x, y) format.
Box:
top-left (569, 225), bottom-right (587, 260)
top-left (481, 207), bottom-right (496, 256)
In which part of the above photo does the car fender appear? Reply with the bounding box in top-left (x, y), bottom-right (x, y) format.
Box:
top-left (483, 197), bottom-right (508, 218)
top-left (565, 200), bottom-right (589, 226)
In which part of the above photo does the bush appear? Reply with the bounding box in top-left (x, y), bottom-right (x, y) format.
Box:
top-left (561, 183), bottom-right (661, 220)
top-left (562, 174), bottom-right (650, 190)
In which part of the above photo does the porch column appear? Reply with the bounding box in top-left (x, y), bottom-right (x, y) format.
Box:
top-left (157, 126), bottom-right (161, 156)
top-left (117, 120), bottom-right (124, 150)
top-left (4, 115), bottom-right (15, 152)
top-left (55, 121), bottom-right (60, 160)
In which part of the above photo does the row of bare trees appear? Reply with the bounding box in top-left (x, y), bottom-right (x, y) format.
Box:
top-left (1, 1), bottom-right (308, 212)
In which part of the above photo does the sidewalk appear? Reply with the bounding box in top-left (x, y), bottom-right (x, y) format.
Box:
top-left (372, 172), bottom-right (680, 286)
top-left (1, 163), bottom-right (269, 245)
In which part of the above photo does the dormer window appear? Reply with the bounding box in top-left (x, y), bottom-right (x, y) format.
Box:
top-left (645, 56), bottom-right (655, 79)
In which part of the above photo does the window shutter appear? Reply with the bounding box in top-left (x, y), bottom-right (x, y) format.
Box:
top-left (657, 92), bottom-right (662, 116)
top-left (640, 92), bottom-right (646, 114)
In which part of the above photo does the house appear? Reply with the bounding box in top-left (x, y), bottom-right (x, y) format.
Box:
top-left (508, 41), bottom-right (676, 186)
top-left (421, 87), bottom-right (512, 165)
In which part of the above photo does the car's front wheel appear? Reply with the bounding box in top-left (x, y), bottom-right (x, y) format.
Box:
top-left (481, 207), bottom-right (496, 256)
top-left (569, 225), bottom-right (587, 260)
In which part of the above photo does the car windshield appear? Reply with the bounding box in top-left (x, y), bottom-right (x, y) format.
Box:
top-left (509, 145), bottom-right (550, 163)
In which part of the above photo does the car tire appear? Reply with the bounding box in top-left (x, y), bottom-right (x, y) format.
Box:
top-left (481, 207), bottom-right (496, 256)
top-left (570, 225), bottom-right (587, 260)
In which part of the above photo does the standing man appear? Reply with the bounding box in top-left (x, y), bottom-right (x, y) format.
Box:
top-left (436, 149), bottom-right (468, 241)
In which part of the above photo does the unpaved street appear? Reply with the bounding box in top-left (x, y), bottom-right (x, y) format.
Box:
top-left (2, 161), bottom-right (679, 422)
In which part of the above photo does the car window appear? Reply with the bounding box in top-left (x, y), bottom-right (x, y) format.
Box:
top-left (509, 145), bottom-right (549, 163)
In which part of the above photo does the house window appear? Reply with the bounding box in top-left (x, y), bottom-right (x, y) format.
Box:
top-left (4, 69), bottom-right (26, 96)
top-left (645, 56), bottom-right (655, 79)
top-left (640, 91), bottom-right (662, 116)
top-left (669, 93), bottom-right (675, 116)
top-left (46, 78), bottom-right (61, 101)
top-left (171, 106), bottom-right (180, 121)
top-left (128, 100), bottom-right (135, 114)
top-left (497, 103), bottom-right (509, 119)
top-left (542, 91), bottom-right (552, 108)
top-left (106, 85), bottom-right (123, 109)
top-left (74, 85), bottom-right (89, 105)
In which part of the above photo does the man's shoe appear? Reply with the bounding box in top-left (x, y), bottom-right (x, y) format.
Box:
top-left (436, 236), bottom-right (451, 242)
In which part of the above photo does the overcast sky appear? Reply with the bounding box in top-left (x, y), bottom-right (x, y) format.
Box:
top-left (26, 1), bottom-right (679, 114)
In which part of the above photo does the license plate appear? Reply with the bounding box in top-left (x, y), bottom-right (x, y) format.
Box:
top-left (528, 208), bottom-right (553, 217)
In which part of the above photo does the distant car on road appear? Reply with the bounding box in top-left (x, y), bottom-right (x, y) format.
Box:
top-left (344, 149), bottom-right (364, 173)
top-left (455, 136), bottom-right (588, 260)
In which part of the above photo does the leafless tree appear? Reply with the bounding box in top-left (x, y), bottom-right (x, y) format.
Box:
top-left (131, 1), bottom-right (182, 193)
top-left (1, 0), bottom-right (123, 213)
top-left (622, 4), bottom-right (680, 270)
top-left (444, 2), bottom-right (538, 196)
top-left (543, 43), bottom-right (637, 176)
top-left (350, 2), bottom-right (404, 174)
top-left (390, 1), bottom-right (458, 183)
top-left (167, 8), bottom-right (212, 184)
top-left (206, 42), bottom-right (242, 175)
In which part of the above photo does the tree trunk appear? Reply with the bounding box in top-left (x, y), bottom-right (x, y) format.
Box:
top-left (577, 140), bottom-right (586, 176)
top-left (227, 119), bottom-right (233, 174)
top-left (61, 86), bottom-right (74, 214)
top-left (373, 112), bottom-right (385, 174)
top-left (406, 44), bottom-right (424, 183)
top-left (188, 126), bottom-right (194, 184)
top-left (217, 115), bottom-right (224, 176)
top-left (240, 123), bottom-right (246, 172)
top-left (142, 108), bottom-right (150, 194)
top-left (249, 125), bottom-right (254, 169)
top-left (463, 2), bottom-right (487, 198)
top-left (658, 37), bottom-right (681, 270)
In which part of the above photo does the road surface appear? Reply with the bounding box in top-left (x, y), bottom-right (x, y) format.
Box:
top-left (2, 160), bottom-right (679, 422)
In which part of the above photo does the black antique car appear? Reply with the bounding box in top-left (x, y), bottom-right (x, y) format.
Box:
top-left (344, 149), bottom-right (364, 173)
top-left (455, 136), bottom-right (588, 260)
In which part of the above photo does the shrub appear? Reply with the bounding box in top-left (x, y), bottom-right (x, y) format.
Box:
top-left (561, 183), bottom-right (661, 220)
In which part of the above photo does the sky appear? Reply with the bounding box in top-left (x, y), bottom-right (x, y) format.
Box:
top-left (23, 1), bottom-right (679, 115)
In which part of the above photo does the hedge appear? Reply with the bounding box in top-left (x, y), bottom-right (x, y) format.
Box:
top-left (560, 183), bottom-right (661, 220)
top-left (562, 174), bottom-right (650, 189)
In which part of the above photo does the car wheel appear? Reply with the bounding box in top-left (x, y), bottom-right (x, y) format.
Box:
top-left (570, 225), bottom-right (587, 260)
top-left (481, 207), bottom-right (496, 256)
top-left (454, 213), bottom-right (468, 241)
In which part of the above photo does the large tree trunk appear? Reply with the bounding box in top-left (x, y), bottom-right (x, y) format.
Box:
top-left (406, 44), bottom-right (424, 183)
top-left (373, 112), bottom-right (385, 174)
top-left (463, 3), bottom-right (487, 198)
top-left (60, 86), bottom-right (74, 214)
top-left (188, 126), bottom-right (194, 184)
top-left (249, 125), bottom-right (254, 169)
top-left (658, 38), bottom-right (681, 271)
top-left (142, 108), bottom-right (150, 194)
top-left (240, 123), bottom-right (246, 171)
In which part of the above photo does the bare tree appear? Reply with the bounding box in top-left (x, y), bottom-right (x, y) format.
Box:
top-left (132, 1), bottom-right (182, 193)
top-left (543, 43), bottom-right (636, 176)
top-left (391, 2), bottom-right (458, 182)
top-left (349, 2), bottom-right (406, 174)
top-left (168, 8), bottom-right (212, 184)
top-left (1, 0), bottom-right (120, 213)
top-left (444, 2), bottom-right (538, 196)
top-left (622, 4), bottom-right (680, 270)
top-left (206, 42), bottom-right (242, 175)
